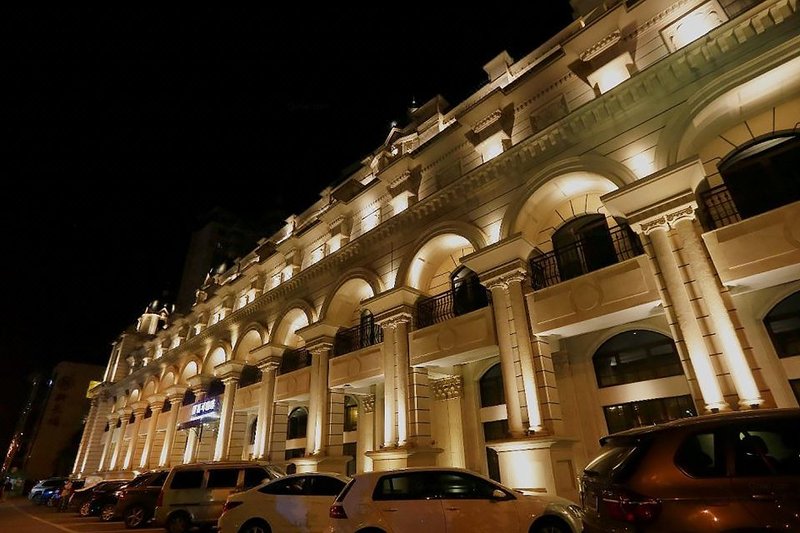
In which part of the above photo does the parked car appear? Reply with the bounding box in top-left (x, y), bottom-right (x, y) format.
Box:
top-left (218, 472), bottom-right (349, 533)
top-left (154, 461), bottom-right (285, 533)
top-left (79, 480), bottom-right (130, 519)
top-left (111, 470), bottom-right (168, 528)
top-left (69, 480), bottom-right (108, 512)
top-left (580, 408), bottom-right (800, 532)
top-left (28, 477), bottom-right (67, 504)
top-left (327, 467), bottom-right (582, 533)
top-left (47, 479), bottom-right (85, 508)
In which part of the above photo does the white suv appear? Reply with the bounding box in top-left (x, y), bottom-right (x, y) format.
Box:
top-left (327, 467), bottom-right (582, 533)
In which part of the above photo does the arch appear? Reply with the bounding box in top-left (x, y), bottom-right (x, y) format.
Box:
top-left (592, 329), bottom-right (684, 388)
top-left (179, 358), bottom-right (201, 384)
top-left (479, 363), bottom-right (505, 408)
top-left (142, 377), bottom-right (158, 398)
top-left (203, 345), bottom-right (228, 374)
top-left (232, 327), bottom-right (265, 364)
top-left (658, 54), bottom-right (800, 166)
top-left (500, 155), bottom-right (634, 242)
top-left (159, 367), bottom-right (178, 391)
top-left (287, 407), bottom-right (308, 440)
top-left (270, 301), bottom-right (315, 347)
top-left (128, 388), bottom-right (141, 403)
top-left (396, 221), bottom-right (487, 293)
top-left (320, 268), bottom-right (384, 325)
top-left (763, 290), bottom-right (800, 359)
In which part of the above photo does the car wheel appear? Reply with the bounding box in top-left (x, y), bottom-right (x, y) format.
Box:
top-left (100, 503), bottom-right (116, 522)
top-left (79, 501), bottom-right (92, 517)
top-left (46, 496), bottom-right (56, 507)
top-left (239, 519), bottom-right (271, 533)
top-left (166, 513), bottom-right (191, 533)
top-left (531, 517), bottom-right (571, 533)
top-left (124, 505), bottom-right (148, 529)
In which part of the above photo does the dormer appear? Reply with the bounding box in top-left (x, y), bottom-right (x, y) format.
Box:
top-left (460, 90), bottom-right (516, 163)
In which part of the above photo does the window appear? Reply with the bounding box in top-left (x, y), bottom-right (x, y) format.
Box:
top-left (436, 472), bottom-right (511, 500)
top-left (604, 395), bottom-right (697, 434)
top-left (482, 419), bottom-right (509, 442)
top-left (479, 364), bottom-right (505, 408)
top-left (170, 470), bottom-right (204, 489)
top-left (675, 432), bottom-right (724, 478)
top-left (486, 448), bottom-right (501, 483)
top-left (344, 396), bottom-right (358, 432)
top-left (287, 407), bottom-right (308, 440)
top-left (243, 467), bottom-right (270, 488)
top-left (285, 448), bottom-right (305, 461)
top-left (553, 214), bottom-right (617, 281)
top-left (147, 472), bottom-right (168, 487)
top-left (451, 267), bottom-right (489, 316)
top-left (143, 407), bottom-right (152, 419)
top-left (207, 379), bottom-right (225, 398)
top-left (162, 399), bottom-right (171, 412)
top-left (593, 330), bottom-right (684, 388)
top-left (182, 390), bottom-right (195, 406)
top-left (260, 477), bottom-right (307, 495)
top-left (207, 468), bottom-right (240, 489)
top-left (343, 442), bottom-right (357, 477)
top-left (734, 423), bottom-right (800, 477)
top-left (238, 365), bottom-right (263, 388)
top-left (764, 292), bottom-right (800, 358)
top-left (309, 475), bottom-right (347, 496)
top-left (373, 472), bottom-right (439, 500)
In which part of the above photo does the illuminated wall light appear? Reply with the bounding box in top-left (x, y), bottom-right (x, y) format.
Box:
top-left (362, 208), bottom-right (381, 232)
top-left (587, 52), bottom-right (633, 94)
top-left (481, 139), bottom-right (505, 162)
top-left (665, 3), bottom-right (726, 51)
top-left (271, 273), bottom-right (282, 289)
top-left (328, 235), bottom-right (342, 254)
top-left (390, 192), bottom-right (411, 215)
top-left (311, 244), bottom-right (326, 265)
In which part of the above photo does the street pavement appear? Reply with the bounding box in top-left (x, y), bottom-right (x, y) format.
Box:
top-left (0, 498), bottom-right (162, 533)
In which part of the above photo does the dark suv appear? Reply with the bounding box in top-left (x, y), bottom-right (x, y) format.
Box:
top-left (111, 470), bottom-right (168, 528)
top-left (580, 408), bottom-right (800, 532)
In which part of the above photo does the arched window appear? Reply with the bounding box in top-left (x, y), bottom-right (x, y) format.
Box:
top-left (451, 266), bottom-right (488, 316)
top-left (593, 330), bottom-right (683, 388)
top-left (720, 133), bottom-right (800, 220)
top-left (344, 396), bottom-right (358, 432)
top-left (248, 418), bottom-right (258, 446)
top-left (553, 214), bottom-right (617, 281)
top-left (207, 379), bottom-right (225, 398)
top-left (764, 292), bottom-right (800, 358)
top-left (287, 407), bottom-right (308, 440)
top-left (479, 364), bottom-right (505, 408)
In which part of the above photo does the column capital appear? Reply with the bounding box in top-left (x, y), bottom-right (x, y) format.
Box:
top-left (297, 322), bottom-right (339, 345)
top-left (249, 343), bottom-right (285, 363)
top-left (638, 204), bottom-right (698, 235)
top-left (480, 264), bottom-right (529, 291)
top-left (165, 386), bottom-right (188, 403)
top-left (214, 361), bottom-right (245, 383)
top-left (361, 394), bottom-right (376, 413)
top-left (106, 413), bottom-right (120, 423)
top-left (377, 312), bottom-right (413, 329)
top-left (118, 407), bottom-right (133, 418)
top-left (130, 401), bottom-right (149, 417)
top-left (146, 394), bottom-right (167, 407)
top-left (431, 376), bottom-right (463, 400)
top-left (254, 355), bottom-right (282, 373)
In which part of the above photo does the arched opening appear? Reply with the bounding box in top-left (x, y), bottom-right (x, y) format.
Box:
top-left (273, 307), bottom-right (312, 375)
top-left (287, 407), bottom-right (308, 440)
top-left (206, 379), bottom-right (225, 398)
top-left (478, 363), bottom-right (506, 482)
top-left (451, 266), bottom-right (489, 316)
top-left (182, 389), bottom-right (196, 406)
top-left (593, 331), bottom-right (696, 433)
top-left (700, 133), bottom-right (800, 229)
top-left (233, 329), bottom-right (264, 363)
top-left (530, 214), bottom-right (642, 289)
top-left (764, 291), bottom-right (800, 359)
top-left (333, 309), bottom-right (383, 357)
top-left (238, 365), bottom-right (262, 388)
top-left (479, 364), bottom-right (505, 408)
top-left (203, 346), bottom-right (227, 375)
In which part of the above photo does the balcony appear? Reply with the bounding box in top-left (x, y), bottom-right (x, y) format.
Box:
top-left (700, 184), bottom-right (742, 230)
top-left (416, 287), bottom-right (491, 329)
top-left (333, 322), bottom-right (383, 357)
top-left (279, 348), bottom-right (311, 375)
top-left (530, 225), bottom-right (644, 290)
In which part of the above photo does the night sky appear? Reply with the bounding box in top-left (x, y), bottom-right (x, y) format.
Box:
top-left (2, 5), bottom-right (574, 456)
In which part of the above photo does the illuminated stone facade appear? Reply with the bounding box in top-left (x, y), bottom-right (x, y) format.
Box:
top-left (73, 0), bottom-right (800, 501)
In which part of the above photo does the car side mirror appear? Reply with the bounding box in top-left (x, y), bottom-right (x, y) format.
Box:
top-left (491, 489), bottom-right (507, 500)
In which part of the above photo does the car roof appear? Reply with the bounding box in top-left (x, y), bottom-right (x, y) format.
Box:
top-left (601, 408), bottom-right (800, 442)
top-left (266, 471), bottom-right (349, 482)
top-left (352, 466), bottom-right (493, 482)
top-left (170, 461), bottom-right (275, 470)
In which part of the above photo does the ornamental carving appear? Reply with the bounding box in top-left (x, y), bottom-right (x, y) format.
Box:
top-left (362, 394), bottom-right (375, 413)
top-left (432, 376), bottom-right (463, 400)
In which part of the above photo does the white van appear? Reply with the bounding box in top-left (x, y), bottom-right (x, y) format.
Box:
top-left (154, 461), bottom-right (284, 532)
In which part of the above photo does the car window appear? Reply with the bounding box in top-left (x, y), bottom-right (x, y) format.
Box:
top-left (309, 476), bottom-right (346, 496)
top-left (243, 467), bottom-right (269, 488)
top-left (675, 432), bottom-right (724, 477)
top-left (207, 468), bottom-right (240, 488)
top-left (259, 477), bottom-right (307, 495)
top-left (584, 439), bottom-right (643, 481)
top-left (334, 479), bottom-right (355, 503)
top-left (170, 470), bottom-right (204, 489)
top-left (373, 472), bottom-right (439, 500)
top-left (734, 423), bottom-right (800, 477)
top-left (148, 472), bottom-right (168, 487)
top-left (436, 472), bottom-right (506, 500)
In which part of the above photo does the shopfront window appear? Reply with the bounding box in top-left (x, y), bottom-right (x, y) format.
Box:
top-left (593, 330), bottom-right (683, 388)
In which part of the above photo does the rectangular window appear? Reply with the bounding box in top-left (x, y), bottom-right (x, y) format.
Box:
top-left (603, 395), bottom-right (697, 434)
top-left (343, 442), bottom-right (357, 477)
top-left (243, 468), bottom-right (269, 488)
top-left (482, 419), bottom-right (509, 442)
top-left (207, 468), bottom-right (240, 489)
top-left (285, 448), bottom-right (305, 461)
top-left (170, 470), bottom-right (204, 489)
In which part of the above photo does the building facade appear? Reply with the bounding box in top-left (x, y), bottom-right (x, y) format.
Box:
top-left (73, 0), bottom-right (800, 502)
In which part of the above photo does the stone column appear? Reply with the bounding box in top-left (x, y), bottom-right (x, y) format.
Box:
top-left (307, 343), bottom-right (332, 456)
top-left (73, 397), bottom-right (100, 475)
top-left (138, 395), bottom-right (165, 469)
top-left (158, 388), bottom-right (186, 467)
top-left (97, 412), bottom-right (119, 472)
top-left (357, 394), bottom-right (375, 473)
top-left (183, 376), bottom-right (212, 464)
top-left (407, 368), bottom-right (433, 447)
top-left (394, 317), bottom-right (411, 446)
top-left (673, 218), bottom-right (763, 408)
top-left (123, 402), bottom-right (149, 470)
top-left (380, 323), bottom-right (397, 447)
top-left (253, 358), bottom-right (280, 459)
top-left (214, 362), bottom-right (244, 461)
top-left (109, 407), bottom-right (131, 471)
top-left (644, 222), bottom-right (728, 411)
top-left (487, 281), bottom-right (525, 437)
top-left (432, 375), bottom-right (466, 467)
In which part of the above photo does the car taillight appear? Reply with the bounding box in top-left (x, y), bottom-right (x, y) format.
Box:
top-left (329, 503), bottom-right (348, 519)
top-left (222, 500), bottom-right (243, 513)
top-left (601, 491), bottom-right (661, 523)
top-left (155, 490), bottom-right (163, 508)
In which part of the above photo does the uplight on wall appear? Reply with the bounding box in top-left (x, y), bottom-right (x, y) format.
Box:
top-left (587, 52), bottom-right (633, 94)
top-left (362, 207), bottom-right (381, 232)
top-left (390, 191), bottom-right (413, 215)
top-left (661, 1), bottom-right (727, 52)
top-left (481, 137), bottom-right (506, 162)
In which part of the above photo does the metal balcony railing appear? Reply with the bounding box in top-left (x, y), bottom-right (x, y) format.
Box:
top-left (333, 322), bottom-right (384, 357)
top-left (530, 224), bottom-right (644, 290)
top-left (416, 286), bottom-right (491, 329)
top-left (279, 348), bottom-right (311, 375)
top-left (700, 184), bottom-right (741, 230)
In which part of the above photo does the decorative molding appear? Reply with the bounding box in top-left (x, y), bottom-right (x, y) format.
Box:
top-left (362, 394), bottom-right (376, 414)
top-left (579, 30), bottom-right (622, 62)
top-left (432, 376), bottom-right (463, 400)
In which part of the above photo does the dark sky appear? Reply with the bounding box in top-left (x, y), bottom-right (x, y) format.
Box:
top-left (1, 5), bottom-right (574, 456)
